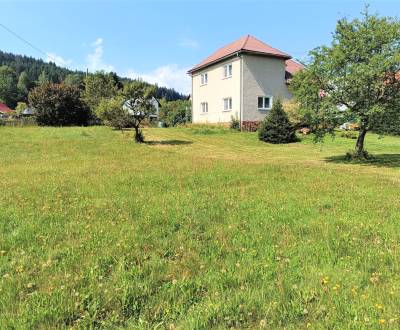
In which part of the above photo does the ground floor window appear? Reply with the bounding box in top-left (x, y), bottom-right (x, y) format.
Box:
top-left (223, 97), bottom-right (232, 111)
top-left (258, 96), bottom-right (272, 110)
top-left (201, 102), bottom-right (208, 113)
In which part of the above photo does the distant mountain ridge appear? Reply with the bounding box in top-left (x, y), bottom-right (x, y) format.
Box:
top-left (0, 50), bottom-right (186, 101)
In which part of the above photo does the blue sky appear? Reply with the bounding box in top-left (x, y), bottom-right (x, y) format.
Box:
top-left (1, 0), bottom-right (399, 93)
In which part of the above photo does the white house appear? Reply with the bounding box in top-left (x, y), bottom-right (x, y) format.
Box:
top-left (188, 35), bottom-right (304, 130)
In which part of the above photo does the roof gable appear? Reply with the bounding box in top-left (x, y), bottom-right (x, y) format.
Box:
top-left (0, 102), bottom-right (13, 113)
top-left (188, 35), bottom-right (291, 74)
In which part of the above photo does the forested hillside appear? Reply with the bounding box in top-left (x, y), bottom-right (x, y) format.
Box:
top-left (0, 50), bottom-right (186, 107)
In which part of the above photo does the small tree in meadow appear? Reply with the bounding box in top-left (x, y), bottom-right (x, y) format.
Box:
top-left (123, 81), bottom-right (157, 143)
top-left (96, 96), bottom-right (134, 131)
top-left (258, 99), bottom-right (298, 144)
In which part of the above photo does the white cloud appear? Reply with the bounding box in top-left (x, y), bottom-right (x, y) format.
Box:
top-left (45, 52), bottom-right (72, 68)
top-left (179, 38), bottom-right (200, 50)
top-left (86, 38), bottom-right (114, 72)
top-left (126, 64), bottom-right (190, 95)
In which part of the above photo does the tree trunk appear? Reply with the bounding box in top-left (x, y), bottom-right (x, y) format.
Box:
top-left (134, 125), bottom-right (144, 143)
top-left (355, 128), bottom-right (367, 157)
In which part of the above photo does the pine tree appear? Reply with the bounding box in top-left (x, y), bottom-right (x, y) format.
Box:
top-left (258, 99), bottom-right (298, 144)
top-left (37, 71), bottom-right (49, 85)
top-left (17, 71), bottom-right (30, 100)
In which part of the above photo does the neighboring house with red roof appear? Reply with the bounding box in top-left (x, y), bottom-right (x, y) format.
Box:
top-left (188, 35), bottom-right (304, 130)
top-left (0, 102), bottom-right (14, 118)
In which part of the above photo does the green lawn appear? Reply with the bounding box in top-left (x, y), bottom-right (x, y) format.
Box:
top-left (1, 126), bottom-right (399, 329)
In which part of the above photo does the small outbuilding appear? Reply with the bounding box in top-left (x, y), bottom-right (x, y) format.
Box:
top-left (0, 102), bottom-right (14, 118)
top-left (21, 108), bottom-right (35, 116)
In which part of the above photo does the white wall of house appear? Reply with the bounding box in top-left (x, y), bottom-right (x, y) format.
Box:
top-left (191, 54), bottom-right (293, 124)
top-left (242, 54), bottom-right (292, 122)
top-left (192, 57), bottom-right (241, 124)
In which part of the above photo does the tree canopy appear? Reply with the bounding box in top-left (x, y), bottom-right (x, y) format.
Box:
top-left (291, 7), bottom-right (400, 157)
top-left (29, 83), bottom-right (90, 126)
top-left (0, 65), bottom-right (17, 107)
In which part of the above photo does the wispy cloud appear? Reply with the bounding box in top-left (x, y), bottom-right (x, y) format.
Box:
top-left (126, 64), bottom-right (190, 94)
top-left (46, 52), bottom-right (72, 68)
top-left (178, 38), bottom-right (200, 50)
top-left (86, 38), bottom-right (114, 72)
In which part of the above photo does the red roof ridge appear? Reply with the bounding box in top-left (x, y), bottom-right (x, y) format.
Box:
top-left (188, 35), bottom-right (291, 74)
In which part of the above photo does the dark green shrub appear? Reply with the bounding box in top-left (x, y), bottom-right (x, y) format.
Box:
top-left (229, 116), bottom-right (240, 130)
top-left (339, 131), bottom-right (358, 139)
top-left (258, 99), bottom-right (298, 144)
top-left (29, 83), bottom-right (90, 126)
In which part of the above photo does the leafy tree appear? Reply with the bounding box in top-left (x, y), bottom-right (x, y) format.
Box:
top-left (29, 83), bottom-right (90, 126)
top-left (159, 99), bottom-right (191, 126)
top-left (0, 65), bottom-right (17, 107)
top-left (122, 81), bottom-right (157, 143)
top-left (370, 100), bottom-right (400, 135)
top-left (15, 102), bottom-right (28, 116)
top-left (82, 71), bottom-right (119, 115)
top-left (258, 99), bottom-right (298, 144)
top-left (37, 70), bottom-right (49, 85)
top-left (291, 7), bottom-right (400, 157)
top-left (17, 71), bottom-right (30, 101)
top-left (64, 73), bottom-right (84, 88)
top-left (96, 96), bottom-right (135, 131)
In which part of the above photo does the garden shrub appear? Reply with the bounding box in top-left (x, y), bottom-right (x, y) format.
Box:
top-left (258, 99), bottom-right (298, 144)
top-left (229, 116), bottom-right (240, 130)
top-left (29, 83), bottom-right (90, 126)
top-left (159, 99), bottom-right (191, 127)
top-left (340, 131), bottom-right (358, 139)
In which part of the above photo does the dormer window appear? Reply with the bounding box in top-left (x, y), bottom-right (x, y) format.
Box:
top-left (223, 64), bottom-right (232, 78)
top-left (200, 73), bottom-right (208, 85)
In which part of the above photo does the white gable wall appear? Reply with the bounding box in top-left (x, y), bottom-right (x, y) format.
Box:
top-left (190, 54), bottom-right (293, 124)
top-left (191, 56), bottom-right (241, 124)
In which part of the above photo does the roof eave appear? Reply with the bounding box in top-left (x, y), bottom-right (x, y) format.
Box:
top-left (187, 50), bottom-right (292, 75)
top-left (187, 52), bottom-right (240, 75)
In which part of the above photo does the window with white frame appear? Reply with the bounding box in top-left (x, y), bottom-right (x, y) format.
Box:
top-left (258, 96), bottom-right (272, 110)
top-left (223, 64), bottom-right (232, 78)
top-left (200, 73), bottom-right (208, 85)
top-left (223, 97), bottom-right (232, 111)
top-left (200, 102), bottom-right (208, 113)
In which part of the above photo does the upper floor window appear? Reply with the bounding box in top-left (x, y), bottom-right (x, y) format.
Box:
top-left (223, 97), bottom-right (232, 111)
top-left (223, 64), bottom-right (232, 78)
top-left (200, 73), bottom-right (208, 85)
top-left (201, 102), bottom-right (208, 113)
top-left (258, 96), bottom-right (272, 110)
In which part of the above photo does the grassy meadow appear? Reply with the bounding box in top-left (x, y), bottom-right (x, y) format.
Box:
top-left (1, 126), bottom-right (400, 329)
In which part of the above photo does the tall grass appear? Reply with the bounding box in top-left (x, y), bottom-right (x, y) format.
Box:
top-left (0, 126), bottom-right (399, 329)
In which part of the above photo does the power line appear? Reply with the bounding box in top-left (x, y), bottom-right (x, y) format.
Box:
top-left (0, 22), bottom-right (58, 63)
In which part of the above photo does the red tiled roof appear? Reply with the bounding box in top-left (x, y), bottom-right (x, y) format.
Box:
top-left (285, 59), bottom-right (304, 75)
top-left (0, 102), bottom-right (13, 113)
top-left (188, 35), bottom-right (291, 73)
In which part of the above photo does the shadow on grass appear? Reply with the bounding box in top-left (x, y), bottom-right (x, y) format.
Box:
top-left (144, 140), bottom-right (193, 146)
top-left (325, 154), bottom-right (400, 168)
